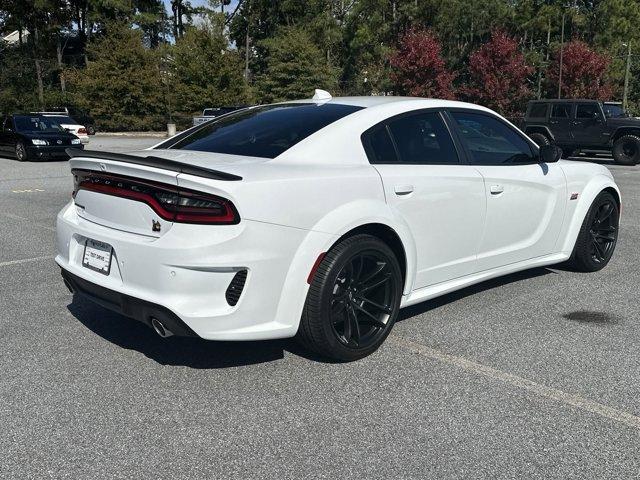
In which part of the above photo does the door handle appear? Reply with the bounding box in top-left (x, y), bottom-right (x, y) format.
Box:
top-left (394, 185), bottom-right (414, 195)
top-left (490, 185), bottom-right (504, 195)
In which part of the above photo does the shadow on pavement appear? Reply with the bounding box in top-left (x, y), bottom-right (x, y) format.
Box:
top-left (398, 267), bottom-right (556, 321)
top-left (67, 298), bottom-right (293, 368)
top-left (67, 267), bottom-right (558, 367)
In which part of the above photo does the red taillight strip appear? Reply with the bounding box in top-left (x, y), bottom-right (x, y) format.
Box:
top-left (73, 170), bottom-right (239, 225)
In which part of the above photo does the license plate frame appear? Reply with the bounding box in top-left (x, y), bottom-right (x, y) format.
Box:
top-left (82, 239), bottom-right (113, 276)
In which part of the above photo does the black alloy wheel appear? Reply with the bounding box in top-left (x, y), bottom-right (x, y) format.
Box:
top-left (567, 191), bottom-right (619, 272)
top-left (298, 234), bottom-right (402, 361)
top-left (588, 200), bottom-right (617, 265)
top-left (330, 252), bottom-right (397, 349)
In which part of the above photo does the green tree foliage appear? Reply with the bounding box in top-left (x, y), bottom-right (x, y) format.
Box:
top-left (4, 0), bottom-right (640, 129)
top-left (254, 26), bottom-right (339, 102)
top-left (66, 24), bottom-right (167, 130)
top-left (170, 20), bottom-right (252, 113)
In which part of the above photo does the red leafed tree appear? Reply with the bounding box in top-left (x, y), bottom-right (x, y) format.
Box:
top-left (547, 41), bottom-right (613, 100)
top-left (463, 30), bottom-right (533, 117)
top-left (388, 27), bottom-right (455, 99)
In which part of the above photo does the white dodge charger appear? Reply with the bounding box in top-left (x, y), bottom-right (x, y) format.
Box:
top-left (56, 92), bottom-right (620, 361)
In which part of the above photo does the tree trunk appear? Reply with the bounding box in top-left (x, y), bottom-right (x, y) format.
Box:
top-left (35, 59), bottom-right (45, 108)
top-left (57, 37), bottom-right (66, 94)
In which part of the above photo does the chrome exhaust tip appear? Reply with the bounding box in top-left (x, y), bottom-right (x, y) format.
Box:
top-left (151, 317), bottom-right (173, 338)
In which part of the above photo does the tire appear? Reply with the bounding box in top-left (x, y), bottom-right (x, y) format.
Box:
top-left (87, 125), bottom-right (96, 135)
top-left (15, 141), bottom-right (28, 162)
top-left (297, 234), bottom-right (403, 362)
top-left (566, 191), bottom-right (619, 272)
top-left (612, 135), bottom-right (640, 165)
top-left (528, 132), bottom-right (550, 147)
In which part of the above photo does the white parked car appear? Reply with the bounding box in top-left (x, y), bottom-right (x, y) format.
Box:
top-left (56, 92), bottom-right (620, 361)
top-left (41, 114), bottom-right (90, 144)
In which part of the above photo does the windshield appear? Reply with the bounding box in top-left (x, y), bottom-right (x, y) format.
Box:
top-left (14, 115), bottom-right (65, 133)
top-left (168, 103), bottom-right (363, 158)
top-left (603, 104), bottom-right (627, 118)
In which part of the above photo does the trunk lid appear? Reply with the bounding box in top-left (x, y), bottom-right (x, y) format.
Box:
top-left (69, 149), bottom-right (263, 237)
top-left (71, 154), bottom-right (180, 238)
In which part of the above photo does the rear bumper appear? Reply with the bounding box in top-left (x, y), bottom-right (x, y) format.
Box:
top-left (61, 269), bottom-right (197, 337)
top-left (56, 201), bottom-right (334, 341)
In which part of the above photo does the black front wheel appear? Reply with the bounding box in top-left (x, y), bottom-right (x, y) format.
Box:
top-left (297, 234), bottom-right (402, 361)
top-left (15, 141), bottom-right (28, 161)
top-left (566, 191), bottom-right (619, 272)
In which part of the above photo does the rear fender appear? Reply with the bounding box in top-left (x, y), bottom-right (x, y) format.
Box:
top-left (272, 199), bottom-right (417, 333)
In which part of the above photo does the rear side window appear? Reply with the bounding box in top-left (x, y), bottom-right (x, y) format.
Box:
top-left (576, 103), bottom-right (600, 119)
top-left (362, 125), bottom-right (398, 163)
top-left (450, 111), bottom-right (534, 164)
top-left (168, 103), bottom-right (363, 158)
top-left (387, 111), bottom-right (459, 164)
top-left (4, 117), bottom-right (14, 131)
top-left (551, 104), bottom-right (572, 118)
top-left (528, 103), bottom-right (548, 118)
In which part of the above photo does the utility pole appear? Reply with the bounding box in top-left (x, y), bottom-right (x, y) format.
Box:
top-left (623, 41), bottom-right (632, 111)
top-left (558, 12), bottom-right (565, 99)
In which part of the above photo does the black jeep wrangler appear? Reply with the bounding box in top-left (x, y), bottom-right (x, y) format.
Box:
top-left (523, 99), bottom-right (639, 165)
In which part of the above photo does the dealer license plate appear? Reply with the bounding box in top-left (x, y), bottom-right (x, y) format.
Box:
top-left (82, 239), bottom-right (113, 275)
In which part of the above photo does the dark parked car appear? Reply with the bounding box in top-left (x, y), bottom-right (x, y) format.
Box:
top-left (0, 114), bottom-right (84, 161)
top-left (523, 99), bottom-right (640, 165)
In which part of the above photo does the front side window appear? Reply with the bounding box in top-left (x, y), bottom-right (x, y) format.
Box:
top-left (551, 103), bottom-right (572, 118)
top-left (386, 111), bottom-right (459, 164)
top-left (167, 103), bottom-right (363, 159)
top-left (528, 103), bottom-right (548, 118)
top-left (450, 111), bottom-right (534, 164)
top-left (576, 103), bottom-right (600, 119)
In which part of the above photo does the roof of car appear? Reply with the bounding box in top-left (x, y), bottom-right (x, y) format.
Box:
top-left (286, 95), bottom-right (487, 110)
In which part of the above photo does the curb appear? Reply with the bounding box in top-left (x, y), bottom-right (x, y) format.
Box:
top-left (94, 132), bottom-right (171, 138)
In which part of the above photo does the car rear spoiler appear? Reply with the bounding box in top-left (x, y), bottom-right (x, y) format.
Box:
top-left (65, 148), bottom-right (243, 181)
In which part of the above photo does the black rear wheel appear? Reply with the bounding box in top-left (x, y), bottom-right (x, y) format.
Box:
top-left (612, 135), bottom-right (640, 165)
top-left (566, 191), bottom-right (619, 272)
top-left (297, 234), bottom-right (402, 361)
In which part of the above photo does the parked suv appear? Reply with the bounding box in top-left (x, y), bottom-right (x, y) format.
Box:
top-left (523, 99), bottom-right (640, 165)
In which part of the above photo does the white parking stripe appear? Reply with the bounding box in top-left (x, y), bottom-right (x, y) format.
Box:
top-left (391, 336), bottom-right (640, 430)
top-left (0, 255), bottom-right (53, 268)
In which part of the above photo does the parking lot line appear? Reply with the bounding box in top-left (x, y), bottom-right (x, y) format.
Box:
top-left (390, 335), bottom-right (640, 430)
top-left (0, 255), bottom-right (54, 268)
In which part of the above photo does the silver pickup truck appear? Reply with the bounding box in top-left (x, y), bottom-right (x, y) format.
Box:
top-left (192, 106), bottom-right (246, 126)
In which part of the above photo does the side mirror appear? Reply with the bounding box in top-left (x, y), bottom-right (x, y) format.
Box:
top-left (539, 144), bottom-right (562, 163)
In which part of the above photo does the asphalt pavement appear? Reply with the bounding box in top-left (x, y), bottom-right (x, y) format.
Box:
top-left (1, 136), bottom-right (639, 479)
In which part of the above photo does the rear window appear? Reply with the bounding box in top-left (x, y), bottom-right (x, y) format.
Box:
top-left (528, 103), bottom-right (548, 118)
top-left (168, 103), bottom-right (363, 158)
